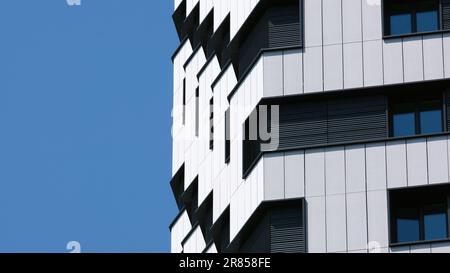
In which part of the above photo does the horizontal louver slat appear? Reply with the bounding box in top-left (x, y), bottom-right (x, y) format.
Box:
top-left (442, 0), bottom-right (450, 30)
top-left (270, 209), bottom-right (304, 253)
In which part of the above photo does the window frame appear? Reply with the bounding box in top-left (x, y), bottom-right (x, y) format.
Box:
top-left (225, 108), bottom-right (231, 164)
top-left (388, 92), bottom-right (445, 138)
top-left (383, 0), bottom-right (442, 38)
top-left (389, 185), bottom-right (450, 246)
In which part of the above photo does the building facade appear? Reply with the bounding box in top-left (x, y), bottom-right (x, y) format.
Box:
top-left (170, 0), bottom-right (450, 253)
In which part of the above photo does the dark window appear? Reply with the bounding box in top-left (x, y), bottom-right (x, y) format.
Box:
top-left (390, 93), bottom-right (443, 137)
top-left (424, 203), bottom-right (448, 240)
top-left (384, 0), bottom-right (439, 36)
top-left (209, 97), bottom-right (214, 150)
top-left (236, 2), bottom-right (301, 77)
top-left (170, 165), bottom-right (185, 211)
top-left (396, 207), bottom-right (420, 243)
top-left (184, 178), bottom-right (199, 225)
top-left (243, 106), bottom-right (273, 175)
top-left (195, 87), bottom-right (199, 137)
top-left (390, 185), bottom-right (450, 244)
top-left (238, 200), bottom-right (305, 253)
top-left (182, 78), bottom-right (186, 125)
top-left (198, 194), bottom-right (213, 244)
top-left (225, 108), bottom-right (231, 164)
top-left (210, 15), bottom-right (231, 69)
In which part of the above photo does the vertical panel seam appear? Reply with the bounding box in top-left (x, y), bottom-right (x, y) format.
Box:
top-left (421, 36), bottom-right (425, 80)
top-left (401, 38), bottom-right (405, 83)
top-left (364, 144), bottom-right (370, 252)
top-left (443, 33), bottom-right (446, 77)
top-left (344, 146), bottom-right (349, 252)
top-left (321, 0), bottom-right (325, 92)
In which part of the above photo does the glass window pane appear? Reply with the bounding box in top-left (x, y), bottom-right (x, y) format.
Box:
top-left (424, 204), bottom-right (448, 241)
top-left (393, 112), bottom-right (416, 137)
top-left (396, 207), bottom-right (420, 243)
top-left (390, 13), bottom-right (412, 35)
top-left (420, 109), bottom-right (442, 134)
top-left (417, 10), bottom-right (438, 32)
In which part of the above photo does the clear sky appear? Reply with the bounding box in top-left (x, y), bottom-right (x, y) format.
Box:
top-left (0, 0), bottom-right (177, 252)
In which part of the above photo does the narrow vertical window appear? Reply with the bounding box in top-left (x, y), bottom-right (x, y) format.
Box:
top-left (225, 108), bottom-right (231, 164)
top-left (182, 78), bottom-right (186, 125)
top-left (209, 97), bottom-right (214, 150)
top-left (195, 87), bottom-right (199, 137)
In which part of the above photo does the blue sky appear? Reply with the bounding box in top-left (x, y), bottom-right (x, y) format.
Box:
top-left (0, 0), bottom-right (177, 252)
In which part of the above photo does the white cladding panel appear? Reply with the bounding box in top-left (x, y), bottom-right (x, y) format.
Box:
top-left (172, 0), bottom-right (450, 253)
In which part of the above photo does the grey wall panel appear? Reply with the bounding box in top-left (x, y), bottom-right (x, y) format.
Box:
top-left (406, 138), bottom-right (428, 187)
top-left (427, 136), bottom-right (449, 184)
top-left (443, 33), bottom-right (450, 78)
top-left (325, 147), bottom-right (346, 195)
top-left (386, 140), bottom-right (408, 189)
top-left (284, 151), bottom-right (305, 199)
top-left (362, 0), bottom-right (382, 40)
top-left (323, 44), bottom-right (344, 91)
top-left (423, 34), bottom-right (444, 80)
top-left (343, 42), bottom-right (364, 89)
top-left (366, 142), bottom-right (387, 191)
top-left (304, 0), bottom-right (323, 47)
top-left (383, 39), bottom-right (404, 84)
top-left (305, 149), bottom-right (326, 197)
top-left (363, 40), bottom-right (384, 87)
top-left (264, 153), bottom-right (285, 201)
top-left (402, 36), bottom-right (424, 83)
top-left (306, 196), bottom-right (327, 252)
top-left (345, 144), bottom-right (366, 193)
top-left (346, 192), bottom-right (368, 251)
top-left (342, 0), bottom-right (362, 43)
top-left (322, 0), bottom-right (343, 46)
top-left (303, 46), bottom-right (324, 93)
top-left (283, 49), bottom-right (303, 96)
top-left (367, 190), bottom-right (389, 248)
top-left (326, 194), bottom-right (348, 252)
top-left (263, 51), bottom-right (283, 97)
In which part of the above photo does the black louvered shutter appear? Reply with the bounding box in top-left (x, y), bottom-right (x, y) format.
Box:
top-left (270, 206), bottom-right (305, 253)
top-left (327, 96), bottom-right (388, 144)
top-left (442, 0), bottom-right (450, 30)
top-left (238, 1), bottom-right (302, 78)
top-left (278, 101), bottom-right (328, 149)
top-left (446, 90), bottom-right (450, 130)
top-left (268, 5), bottom-right (301, 48)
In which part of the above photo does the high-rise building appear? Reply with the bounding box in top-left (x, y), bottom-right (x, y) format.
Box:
top-left (170, 0), bottom-right (450, 253)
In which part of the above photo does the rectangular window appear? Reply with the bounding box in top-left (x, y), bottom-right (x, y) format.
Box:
top-left (182, 78), bottom-right (186, 125)
top-left (209, 98), bottom-right (214, 150)
top-left (384, 0), bottom-right (439, 36)
top-left (195, 87), bottom-right (199, 137)
top-left (225, 108), bottom-right (230, 164)
top-left (389, 93), bottom-right (443, 137)
top-left (390, 185), bottom-right (450, 245)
